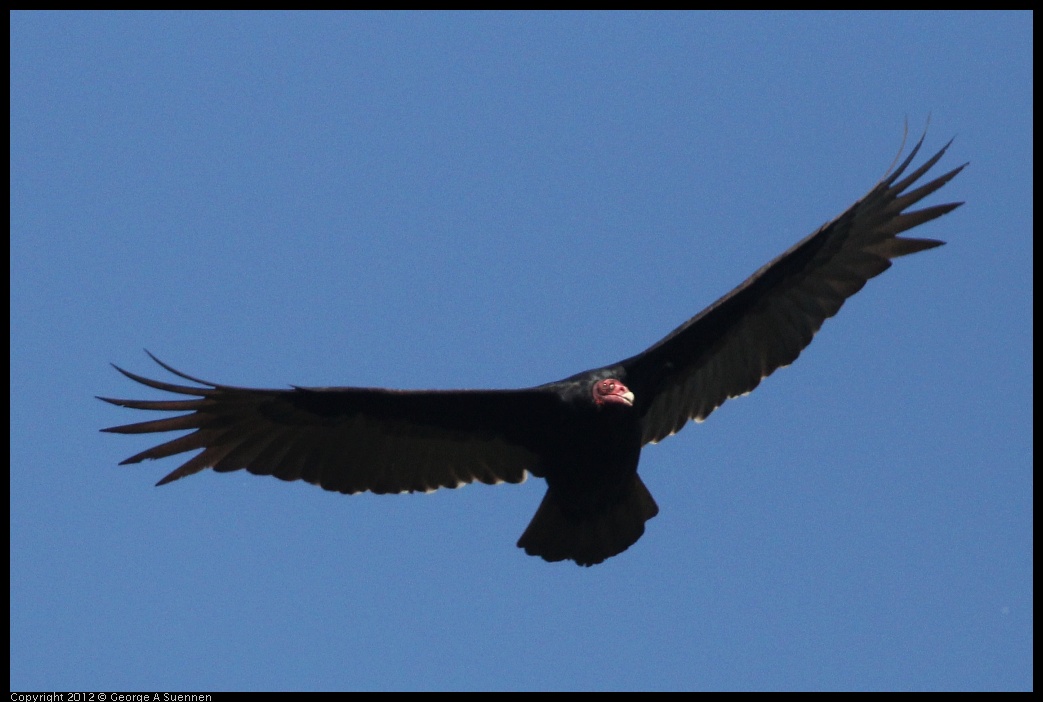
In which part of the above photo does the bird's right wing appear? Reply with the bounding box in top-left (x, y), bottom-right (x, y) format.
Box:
top-left (100, 354), bottom-right (559, 492)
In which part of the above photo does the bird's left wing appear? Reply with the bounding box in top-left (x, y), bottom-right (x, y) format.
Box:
top-left (619, 135), bottom-right (965, 445)
top-left (100, 354), bottom-right (558, 492)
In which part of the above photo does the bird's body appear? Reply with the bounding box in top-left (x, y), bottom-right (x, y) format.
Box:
top-left (101, 133), bottom-right (965, 566)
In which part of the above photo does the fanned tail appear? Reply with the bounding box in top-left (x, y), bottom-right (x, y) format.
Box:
top-left (517, 475), bottom-right (660, 566)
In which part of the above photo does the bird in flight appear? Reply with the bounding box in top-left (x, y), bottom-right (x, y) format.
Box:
top-left (100, 132), bottom-right (965, 567)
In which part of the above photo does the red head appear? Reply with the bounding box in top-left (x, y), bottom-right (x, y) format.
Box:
top-left (592, 378), bottom-right (634, 407)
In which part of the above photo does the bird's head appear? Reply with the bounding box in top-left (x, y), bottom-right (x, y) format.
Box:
top-left (592, 378), bottom-right (634, 408)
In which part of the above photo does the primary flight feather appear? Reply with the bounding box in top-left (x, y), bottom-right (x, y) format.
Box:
top-left (100, 133), bottom-right (965, 566)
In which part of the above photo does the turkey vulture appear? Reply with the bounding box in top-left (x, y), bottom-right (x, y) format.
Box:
top-left (100, 133), bottom-right (964, 566)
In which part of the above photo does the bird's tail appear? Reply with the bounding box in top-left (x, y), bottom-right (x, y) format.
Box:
top-left (517, 475), bottom-right (660, 566)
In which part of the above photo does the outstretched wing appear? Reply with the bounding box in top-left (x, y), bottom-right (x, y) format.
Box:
top-left (622, 134), bottom-right (965, 445)
top-left (100, 353), bottom-right (559, 493)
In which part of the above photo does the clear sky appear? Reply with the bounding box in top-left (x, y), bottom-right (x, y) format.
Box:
top-left (10, 11), bottom-right (1031, 692)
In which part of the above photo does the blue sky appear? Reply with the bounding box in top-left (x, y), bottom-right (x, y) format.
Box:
top-left (10, 11), bottom-right (1031, 691)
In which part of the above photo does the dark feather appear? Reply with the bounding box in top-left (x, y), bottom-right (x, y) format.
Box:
top-left (619, 134), bottom-right (965, 444)
top-left (101, 352), bottom-right (555, 492)
top-left (101, 132), bottom-right (964, 566)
